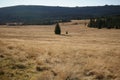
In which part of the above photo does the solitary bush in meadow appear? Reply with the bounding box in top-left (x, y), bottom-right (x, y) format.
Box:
top-left (54, 23), bottom-right (61, 35)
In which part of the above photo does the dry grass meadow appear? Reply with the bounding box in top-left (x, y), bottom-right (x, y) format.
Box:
top-left (0, 20), bottom-right (120, 80)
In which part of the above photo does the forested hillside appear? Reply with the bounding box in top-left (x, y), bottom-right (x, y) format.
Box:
top-left (0, 5), bottom-right (120, 25)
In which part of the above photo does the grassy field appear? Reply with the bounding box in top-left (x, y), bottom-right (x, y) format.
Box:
top-left (0, 20), bottom-right (120, 80)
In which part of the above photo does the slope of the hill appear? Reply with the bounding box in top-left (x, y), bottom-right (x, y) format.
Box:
top-left (0, 5), bottom-right (120, 24)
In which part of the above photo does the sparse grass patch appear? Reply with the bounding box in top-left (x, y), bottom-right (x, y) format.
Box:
top-left (31, 71), bottom-right (54, 80)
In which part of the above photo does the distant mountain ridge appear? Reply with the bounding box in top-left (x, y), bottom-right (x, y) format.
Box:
top-left (0, 5), bottom-right (120, 25)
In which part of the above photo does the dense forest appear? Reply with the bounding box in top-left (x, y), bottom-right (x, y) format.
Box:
top-left (88, 15), bottom-right (120, 29)
top-left (0, 5), bottom-right (120, 25)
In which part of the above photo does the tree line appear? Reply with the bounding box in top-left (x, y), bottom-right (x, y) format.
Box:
top-left (88, 15), bottom-right (120, 29)
top-left (0, 5), bottom-right (120, 25)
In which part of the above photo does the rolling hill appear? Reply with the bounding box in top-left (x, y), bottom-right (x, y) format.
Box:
top-left (0, 5), bottom-right (120, 25)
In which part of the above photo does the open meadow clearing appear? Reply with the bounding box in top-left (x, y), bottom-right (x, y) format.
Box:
top-left (0, 21), bottom-right (120, 80)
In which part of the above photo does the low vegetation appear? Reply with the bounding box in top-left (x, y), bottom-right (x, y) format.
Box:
top-left (0, 20), bottom-right (120, 80)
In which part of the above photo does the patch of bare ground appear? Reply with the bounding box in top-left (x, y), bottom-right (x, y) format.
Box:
top-left (0, 20), bottom-right (120, 80)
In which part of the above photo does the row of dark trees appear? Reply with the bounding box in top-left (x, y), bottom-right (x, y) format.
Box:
top-left (54, 15), bottom-right (120, 35)
top-left (88, 15), bottom-right (120, 29)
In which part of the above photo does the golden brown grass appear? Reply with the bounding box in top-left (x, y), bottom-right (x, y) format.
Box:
top-left (0, 20), bottom-right (120, 80)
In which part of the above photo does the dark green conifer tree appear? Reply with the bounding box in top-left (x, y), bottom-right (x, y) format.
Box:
top-left (54, 23), bottom-right (61, 35)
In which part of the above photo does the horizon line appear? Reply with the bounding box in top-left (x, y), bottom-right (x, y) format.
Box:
top-left (0, 4), bottom-right (120, 8)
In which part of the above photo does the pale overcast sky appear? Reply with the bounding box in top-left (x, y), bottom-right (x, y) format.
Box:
top-left (0, 0), bottom-right (120, 8)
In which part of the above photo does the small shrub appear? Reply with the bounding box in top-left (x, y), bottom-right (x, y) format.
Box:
top-left (95, 74), bottom-right (104, 80)
top-left (0, 69), bottom-right (5, 75)
top-left (12, 63), bottom-right (26, 69)
top-left (51, 70), bottom-right (57, 76)
top-left (84, 69), bottom-right (95, 76)
top-left (7, 45), bottom-right (14, 50)
top-left (36, 65), bottom-right (50, 72)
top-left (0, 54), bottom-right (4, 58)
top-left (66, 76), bottom-right (79, 80)
top-left (107, 74), bottom-right (116, 79)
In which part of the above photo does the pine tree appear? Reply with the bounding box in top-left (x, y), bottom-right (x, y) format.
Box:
top-left (54, 23), bottom-right (61, 35)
